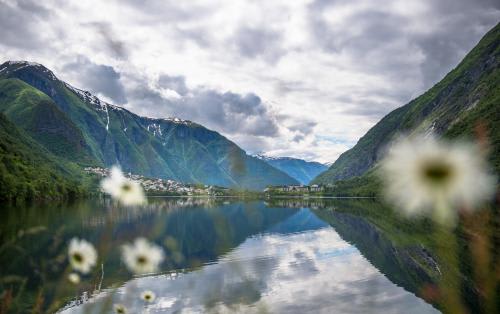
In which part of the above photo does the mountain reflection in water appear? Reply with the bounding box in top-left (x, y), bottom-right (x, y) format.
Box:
top-left (1, 198), bottom-right (438, 313)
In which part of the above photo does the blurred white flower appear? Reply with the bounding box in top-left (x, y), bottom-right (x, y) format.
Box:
top-left (101, 166), bottom-right (146, 206)
top-left (113, 304), bottom-right (127, 314)
top-left (68, 238), bottom-right (97, 274)
top-left (379, 135), bottom-right (496, 223)
top-left (68, 272), bottom-right (80, 284)
top-left (121, 238), bottom-right (165, 274)
top-left (140, 290), bottom-right (156, 302)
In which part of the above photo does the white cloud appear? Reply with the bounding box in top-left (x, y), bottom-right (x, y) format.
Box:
top-left (63, 227), bottom-right (437, 313)
top-left (0, 0), bottom-right (498, 163)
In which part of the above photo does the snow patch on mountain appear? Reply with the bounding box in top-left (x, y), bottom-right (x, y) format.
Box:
top-left (5, 61), bottom-right (42, 67)
top-left (143, 116), bottom-right (194, 126)
top-left (147, 123), bottom-right (163, 137)
top-left (64, 83), bottom-right (121, 131)
top-left (253, 154), bottom-right (282, 161)
top-left (0, 61), bottom-right (58, 81)
top-left (253, 154), bottom-right (325, 164)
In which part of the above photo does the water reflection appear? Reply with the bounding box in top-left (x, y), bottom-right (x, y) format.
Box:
top-left (0, 198), bottom-right (438, 313)
top-left (62, 227), bottom-right (436, 313)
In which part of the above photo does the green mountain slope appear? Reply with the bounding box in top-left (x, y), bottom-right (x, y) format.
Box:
top-left (0, 113), bottom-right (87, 201)
top-left (0, 78), bottom-right (94, 164)
top-left (313, 22), bottom-right (500, 187)
top-left (0, 61), bottom-right (298, 190)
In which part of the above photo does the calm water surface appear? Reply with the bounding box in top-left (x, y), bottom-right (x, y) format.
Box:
top-left (0, 198), bottom-right (438, 313)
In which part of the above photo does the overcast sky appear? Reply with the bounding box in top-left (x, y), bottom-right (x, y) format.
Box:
top-left (1, 0), bottom-right (499, 163)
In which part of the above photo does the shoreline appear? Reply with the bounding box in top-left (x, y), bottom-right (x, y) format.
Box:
top-left (146, 194), bottom-right (378, 199)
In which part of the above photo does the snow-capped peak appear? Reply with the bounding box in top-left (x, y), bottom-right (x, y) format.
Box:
top-left (64, 82), bottom-right (122, 111)
top-left (252, 154), bottom-right (281, 161)
top-left (4, 60), bottom-right (43, 67)
top-left (0, 60), bottom-right (58, 81)
top-left (252, 153), bottom-right (328, 166)
top-left (143, 116), bottom-right (193, 126)
top-left (64, 82), bottom-right (127, 131)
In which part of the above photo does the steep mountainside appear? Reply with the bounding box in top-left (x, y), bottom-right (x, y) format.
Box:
top-left (0, 78), bottom-right (95, 164)
top-left (314, 22), bottom-right (500, 185)
top-left (0, 61), bottom-right (298, 190)
top-left (0, 113), bottom-right (87, 201)
top-left (255, 155), bottom-right (327, 185)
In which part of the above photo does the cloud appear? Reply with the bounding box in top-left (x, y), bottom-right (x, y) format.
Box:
top-left (66, 227), bottom-right (436, 313)
top-left (86, 22), bottom-right (128, 59)
top-left (120, 0), bottom-right (212, 22)
top-left (0, 0), bottom-right (51, 49)
top-left (1, 0), bottom-right (498, 163)
top-left (287, 120), bottom-right (317, 135)
top-left (126, 76), bottom-right (280, 138)
top-left (231, 26), bottom-right (285, 63)
top-left (62, 56), bottom-right (128, 104)
top-left (173, 25), bottom-right (212, 48)
top-left (307, 0), bottom-right (500, 88)
top-left (158, 74), bottom-right (189, 96)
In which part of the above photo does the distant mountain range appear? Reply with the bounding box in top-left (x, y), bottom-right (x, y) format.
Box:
top-left (313, 22), bottom-right (500, 194)
top-left (254, 154), bottom-right (327, 185)
top-left (0, 61), bottom-right (298, 193)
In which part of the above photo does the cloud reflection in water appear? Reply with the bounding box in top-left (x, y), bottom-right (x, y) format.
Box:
top-left (63, 227), bottom-right (437, 313)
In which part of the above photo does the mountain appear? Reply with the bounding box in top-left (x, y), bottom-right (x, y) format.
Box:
top-left (0, 113), bottom-right (87, 201)
top-left (0, 61), bottom-right (298, 190)
top-left (313, 22), bottom-right (500, 188)
top-left (254, 154), bottom-right (327, 185)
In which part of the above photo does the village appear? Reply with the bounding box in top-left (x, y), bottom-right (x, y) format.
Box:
top-left (264, 184), bottom-right (325, 194)
top-left (85, 167), bottom-right (335, 198)
top-left (84, 167), bottom-right (230, 196)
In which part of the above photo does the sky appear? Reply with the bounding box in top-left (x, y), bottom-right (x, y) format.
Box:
top-left (1, 0), bottom-right (499, 163)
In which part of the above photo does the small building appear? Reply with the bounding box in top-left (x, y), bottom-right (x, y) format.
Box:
top-left (284, 185), bottom-right (309, 193)
top-left (309, 184), bottom-right (323, 192)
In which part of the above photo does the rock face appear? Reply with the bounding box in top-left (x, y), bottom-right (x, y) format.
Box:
top-left (313, 22), bottom-right (500, 185)
top-left (0, 61), bottom-right (298, 190)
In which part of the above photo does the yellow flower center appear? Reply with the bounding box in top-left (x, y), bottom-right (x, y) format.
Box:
top-left (136, 255), bottom-right (148, 265)
top-left (121, 183), bottom-right (132, 192)
top-left (422, 160), bottom-right (454, 185)
top-left (72, 252), bottom-right (84, 264)
top-left (145, 294), bottom-right (151, 300)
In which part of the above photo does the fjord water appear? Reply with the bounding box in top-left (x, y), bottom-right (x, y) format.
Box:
top-left (0, 198), bottom-right (437, 313)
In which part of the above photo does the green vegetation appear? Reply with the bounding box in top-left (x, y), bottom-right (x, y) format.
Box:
top-left (0, 114), bottom-right (92, 201)
top-left (308, 198), bottom-right (500, 313)
top-left (0, 199), bottom-right (298, 312)
top-left (264, 169), bottom-right (381, 197)
top-left (322, 169), bottom-right (382, 197)
top-left (313, 22), bottom-right (500, 193)
top-left (0, 62), bottom-right (298, 191)
top-left (0, 79), bottom-right (96, 164)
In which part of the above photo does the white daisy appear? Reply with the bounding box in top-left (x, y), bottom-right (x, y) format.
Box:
top-left (68, 272), bottom-right (80, 284)
top-left (101, 166), bottom-right (146, 206)
top-left (379, 135), bottom-right (496, 223)
top-left (121, 238), bottom-right (165, 274)
top-left (140, 290), bottom-right (156, 302)
top-left (113, 304), bottom-right (127, 314)
top-left (68, 238), bottom-right (97, 274)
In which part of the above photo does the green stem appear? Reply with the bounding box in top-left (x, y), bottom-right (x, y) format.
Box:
top-left (432, 202), bottom-right (465, 313)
